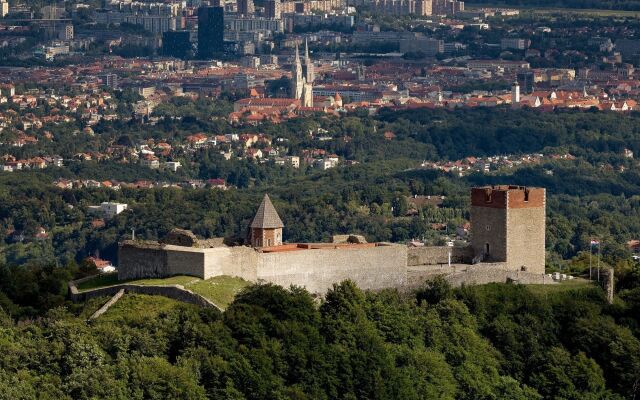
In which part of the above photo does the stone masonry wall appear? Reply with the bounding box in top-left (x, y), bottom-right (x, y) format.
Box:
top-left (407, 246), bottom-right (473, 266)
top-left (203, 246), bottom-right (259, 280)
top-left (470, 206), bottom-right (507, 263)
top-left (68, 278), bottom-right (222, 310)
top-left (165, 246), bottom-right (206, 277)
top-left (405, 262), bottom-right (551, 289)
top-left (506, 201), bottom-right (546, 274)
top-left (444, 267), bottom-right (551, 287)
top-left (118, 243), bottom-right (168, 280)
top-left (256, 244), bottom-right (407, 294)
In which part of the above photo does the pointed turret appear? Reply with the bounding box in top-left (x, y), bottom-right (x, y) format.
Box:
top-left (250, 194), bottom-right (284, 247)
top-left (251, 194), bottom-right (284, 229)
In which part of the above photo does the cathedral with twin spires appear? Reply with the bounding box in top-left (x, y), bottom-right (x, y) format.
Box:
top-left (291, 40), bottom-right (314, 107)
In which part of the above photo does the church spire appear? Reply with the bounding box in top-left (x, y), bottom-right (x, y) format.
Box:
top-left (305, 38), bottom-right (310, 60)
top-left (291, 43), bottom-right (304, 100)
top-left (303, 39), bottom-right (314, 84)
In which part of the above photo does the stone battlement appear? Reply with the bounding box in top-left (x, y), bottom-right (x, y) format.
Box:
top-left (471, 185), bottom-right (545, 209)
top-left (259, 242), bottom-right (382, 253)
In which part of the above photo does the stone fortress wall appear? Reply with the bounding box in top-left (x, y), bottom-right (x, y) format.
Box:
top-left (118, 238), bottom-right (548, 294)
top-left (116, 186), bottom-right (551, 295)
top-left (68, 275), bottom-right (222, 310)
top-left (407, 246), bottom-right (473, 266)
top-left (119, 241), bottom-right (407, 294)
top-left (256, 244), bottom-right (406, 293)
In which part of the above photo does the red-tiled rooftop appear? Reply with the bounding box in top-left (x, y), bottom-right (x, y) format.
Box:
top-left (259, 242), bottom-right (384, 253)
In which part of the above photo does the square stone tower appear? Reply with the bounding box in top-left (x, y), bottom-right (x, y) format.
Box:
top-left (250, 194), bottom-right (284, 248)
top-left (470, 185), bottom-right (546, 274)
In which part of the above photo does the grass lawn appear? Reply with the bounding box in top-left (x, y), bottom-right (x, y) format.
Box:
top-left (526, 278), bottom-right (596, 296)
top-left (89, 294), bottom-right (198, 324)
top-left (76, 273), bottom-right (251, 309)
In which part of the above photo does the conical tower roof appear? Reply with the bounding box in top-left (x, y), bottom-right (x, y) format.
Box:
top-left (250, 194), bottom-right (284, 229)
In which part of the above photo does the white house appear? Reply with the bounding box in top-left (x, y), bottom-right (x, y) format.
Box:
top-left (88, 202), bottom-right (128, 219)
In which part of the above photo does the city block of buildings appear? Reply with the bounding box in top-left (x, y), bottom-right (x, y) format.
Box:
top-left (118, 185), bottom-right (551, 294)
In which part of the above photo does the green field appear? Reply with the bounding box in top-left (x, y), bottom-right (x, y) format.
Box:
top-left (526, 278), bottom-right (596, 295)
top-left (76, 274), bottom-right (251, 309)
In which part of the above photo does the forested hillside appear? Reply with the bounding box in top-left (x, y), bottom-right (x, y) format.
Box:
top-left (468, 0), bottom-right (640, 11)
top-left (0, 273), bottom-right (639, 399)
top-left (3, 108), bottom-right (640, 276)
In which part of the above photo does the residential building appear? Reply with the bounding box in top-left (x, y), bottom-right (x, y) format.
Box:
top-left (501, 38), bottom-right (530, 51)
top-left (285, 155), bottom-right (300, 168)
top-left (264, 0), bottom-right (282, 19)
top-left (165, 161), bottom-right (182, 171)
top-left (237, 0), bottom-right (255, 16)
top-left (140, 154), bottom-right (160, 169)
top-left (96, 1), bottom-right (182, 34)
top-left (432, 0), bottom-right (463, 15)
top-left (0, 0), bottom-right (8, 17)
top-left (227, 16), bottom-right (283, 32)
top-left (88, 202), bottom-right (128, 219)
top-left (467, 59), bottom-right (530, 71)
top-left (99, 74), bottom-right (119, 89)
top-left (399, 37), bottom-right (444, 56)
top-left (85, 257), bottom-right (117, 273)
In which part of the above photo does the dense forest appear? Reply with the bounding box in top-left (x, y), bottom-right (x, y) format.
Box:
top-left (3, 107), bottom-right (640, 276)
top-left (1, 264), bottom-right (640, 399)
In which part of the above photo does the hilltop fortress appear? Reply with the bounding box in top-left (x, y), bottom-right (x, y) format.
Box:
top-left (118, 185), bottom-right (550, 293)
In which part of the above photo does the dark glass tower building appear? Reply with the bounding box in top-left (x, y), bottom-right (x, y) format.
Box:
top-left (162, 31), bottom-right (191, 59)
top-left (198, 6), bottom-right (224, 59)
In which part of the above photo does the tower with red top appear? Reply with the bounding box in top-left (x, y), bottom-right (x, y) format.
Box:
top-left (470, 185), bottom-right (546, 273)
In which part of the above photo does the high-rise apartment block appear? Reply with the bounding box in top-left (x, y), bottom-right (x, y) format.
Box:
top-left (0, 0), bottom-right (8, 17)
top-left (431, 0), bottom-right (463, 15)
top-left (95, 1), bottom-right (183, 34)
top-left (367, 0), bottom-right (461, 16)
top-left (237, 0), bottom-right (255, 16)
top-left (264, 0), bottom-right (282, 19)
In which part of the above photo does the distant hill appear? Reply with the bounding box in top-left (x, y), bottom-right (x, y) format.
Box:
top-left (468, 0), bottom-right (640, 11)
